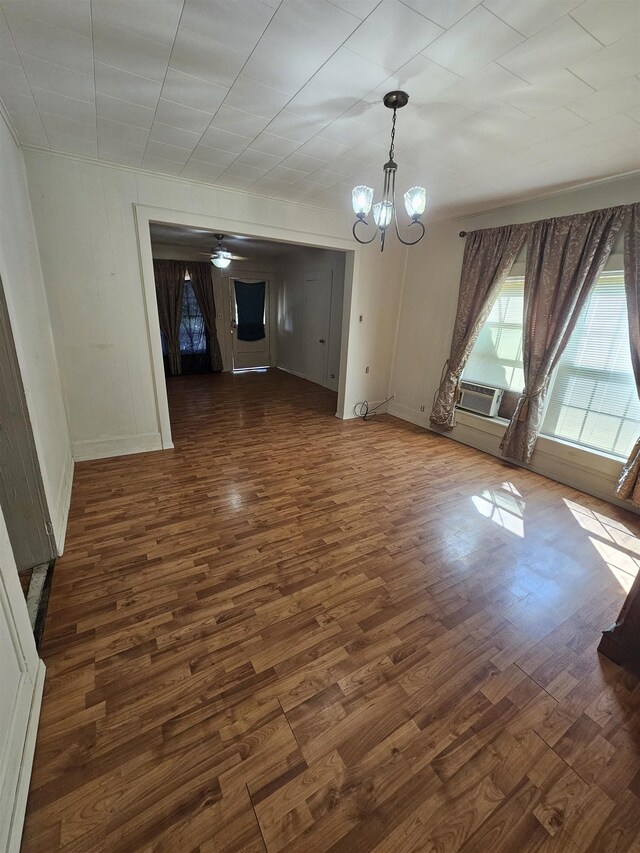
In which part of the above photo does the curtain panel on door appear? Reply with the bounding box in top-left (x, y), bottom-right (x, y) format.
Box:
top-left (234, 280), bottom-right (266, 341)
top-left (500, 206), bottom-right (626, 464)
top-left (153, 259), bottom-right (186, 376)
top-left (189, 262), bottom-right (223, 372)
top-left (429, 224), bottom-right (528, 430)
top-left (616, 204), bottom-right (640, 504)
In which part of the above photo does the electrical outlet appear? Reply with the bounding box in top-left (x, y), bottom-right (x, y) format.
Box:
top-left (420, 404), bottom-right (425, 412)
top-left (359, 314), bottom-right (363, 323)
top-left (365, 366), bottom-right (370, 374)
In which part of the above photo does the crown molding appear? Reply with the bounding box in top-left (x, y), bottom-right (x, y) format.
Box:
top-left (19, 142), bottom-right (640, 231)
top-left (20, 144), bottom-right (352, 223)
top-left (0, 96), bottom-right (21, 148)
top-left (444, 169), bottom-right (640, 227)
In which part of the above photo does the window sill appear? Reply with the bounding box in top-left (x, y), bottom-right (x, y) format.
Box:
top-left (454, 408), bottom-right (624, 479)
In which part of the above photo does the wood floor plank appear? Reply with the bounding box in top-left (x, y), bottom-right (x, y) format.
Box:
top-left (21, 370), bottom-right (640, 851)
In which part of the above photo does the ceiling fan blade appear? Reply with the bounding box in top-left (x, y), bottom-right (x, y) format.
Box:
top-left (194, 249), bottom-right (249, 261)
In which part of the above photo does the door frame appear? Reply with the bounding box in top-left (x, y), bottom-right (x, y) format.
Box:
top-left (134, 204), bottom-right (357, 450)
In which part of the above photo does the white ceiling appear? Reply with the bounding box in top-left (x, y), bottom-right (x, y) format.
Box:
top-left (0, 0), bottom-right (638, 221)
top-left (149, 223), bottom-right (308, 258)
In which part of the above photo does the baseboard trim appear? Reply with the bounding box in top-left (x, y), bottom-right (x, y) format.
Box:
top-left (52, 452), bottom-right (74, 554)
top-left (276, 365), bottom-right (306, 379)
top-left (387, 402), bottom-right (428, 428)
top-left (7, 660), bottom-right (45, 853)
top-left (276, 365), bottom-right (338, 392)
top-left (72, 432), bottom-right (164, 462)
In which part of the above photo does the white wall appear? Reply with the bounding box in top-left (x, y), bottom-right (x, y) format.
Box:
top-left (390, 173), bottom-right (640, 507)
top-left (346, 236), bottom-right (407, 412)
top-left (24, 149), bottom-right (405, 459)
top-left (276, 247), bottom-right (345, 391)
top-left (0, 115), bottom-right (72, 550)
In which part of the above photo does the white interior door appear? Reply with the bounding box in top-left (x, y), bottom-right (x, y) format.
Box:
top-left (303, 271), bottom-right (332, 387)
top-left (0, 276), bottom-right (56, 569)
top-left (0, 506), bottom-right (45, 852)
top-left (230, 278), bottom-right (271, 369)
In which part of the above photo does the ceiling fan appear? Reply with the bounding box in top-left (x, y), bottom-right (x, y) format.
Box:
top-left (198, 234), bottom-right (248, 268)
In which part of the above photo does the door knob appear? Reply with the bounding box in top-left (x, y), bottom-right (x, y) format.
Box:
top-left (319, 338), bottom-right (325, 343)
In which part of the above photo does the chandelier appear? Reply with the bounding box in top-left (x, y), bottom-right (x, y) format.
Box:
top-left (351, 91), bottom-right (426, 252)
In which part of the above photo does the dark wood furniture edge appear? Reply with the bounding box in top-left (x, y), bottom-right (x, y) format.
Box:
top-left (598, 569), bottom-right (640, 676)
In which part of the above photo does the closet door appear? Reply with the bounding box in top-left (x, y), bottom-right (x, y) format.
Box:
top-left (0, 506), bottom-right (45, 852)
top-left (303, 271), bottom-right (333, 387)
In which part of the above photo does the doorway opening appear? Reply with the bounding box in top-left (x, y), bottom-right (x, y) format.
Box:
top-left (147, 221), bottom-right (349, 438)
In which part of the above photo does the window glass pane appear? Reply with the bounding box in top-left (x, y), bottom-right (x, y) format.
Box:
top-left (179, 279), bottom-right (207, 353)
top-left (464, 277), bottom-right (525, 392)
top-left (542, 272), bottom-right (640, 458)
top-left (494, 327), bottom-right (521, 362)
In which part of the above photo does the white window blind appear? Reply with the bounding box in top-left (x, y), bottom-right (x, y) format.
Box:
top-left (463, 277), bottom-right (525, 392)
top-left (541, 272), bottom-right (640, 458)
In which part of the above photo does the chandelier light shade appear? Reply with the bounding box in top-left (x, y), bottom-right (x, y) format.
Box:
top-left (404, 186), bottom-right (427, 219)
top-left (352, 185), bottom-right (374, 218)
top-left (351, 91), bottom-right (426, 251)
top-left (373, 201), bottom-right (393, 229)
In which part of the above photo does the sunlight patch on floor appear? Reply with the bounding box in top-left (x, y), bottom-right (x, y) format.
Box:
top-left (471, 484), bottom-right (525, 537)
top-left (564, 499), bottom-right (640, 592)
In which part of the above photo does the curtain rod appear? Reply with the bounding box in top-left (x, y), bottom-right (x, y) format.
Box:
top-left (458, 204), bottom-right (632, 240)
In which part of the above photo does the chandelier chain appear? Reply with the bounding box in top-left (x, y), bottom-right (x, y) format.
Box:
top-left (389, 108), bottom-right (397, 161)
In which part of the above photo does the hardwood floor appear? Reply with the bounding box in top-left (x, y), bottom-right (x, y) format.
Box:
top-left (22, 369), bottom-right (640, 852)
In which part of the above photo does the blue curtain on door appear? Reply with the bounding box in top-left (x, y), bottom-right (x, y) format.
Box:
top-left (234, 280), bottom-right (265, 341)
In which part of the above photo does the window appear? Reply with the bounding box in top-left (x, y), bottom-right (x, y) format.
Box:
top-left (464, 269), bottom-right (640, 460)
top-left (179, 277), bottom-right (206, 354)
top-left (541, 272), bottom-right (640, 458)
top-left (463, 277), bottom-right (524, 392)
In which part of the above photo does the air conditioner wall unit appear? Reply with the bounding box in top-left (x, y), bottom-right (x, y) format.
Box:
top-left (458, 380), bottom-right (503, 418)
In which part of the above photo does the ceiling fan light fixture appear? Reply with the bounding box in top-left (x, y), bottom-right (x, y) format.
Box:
top-left (212, 252), bottom-right (231, 269)
top-left (211, 233), bottom-right (232, 268)
top-left (351, 91), bottom-right (426, 252)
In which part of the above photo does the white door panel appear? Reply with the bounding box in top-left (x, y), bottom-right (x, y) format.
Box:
top-left (303, 272), bottom-right (332, 387)
top-left (0, 507), bottom-right (45, 853)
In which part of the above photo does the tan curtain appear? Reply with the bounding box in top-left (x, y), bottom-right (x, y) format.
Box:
top-left (616, 203), bottom-right (640, 503)
top-left (189, 261), bottom-right (223, 372)
top-left (430, 224), bottom-right (528, 430)
top-left (154, 259), bottom-right (185, 376)
top-left (500, 206), bottom-right (626, 464)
